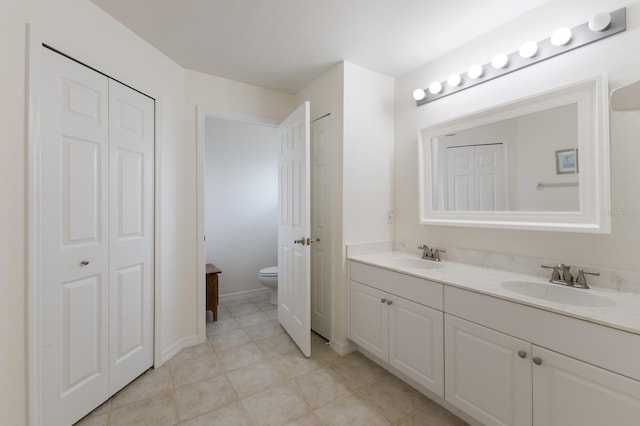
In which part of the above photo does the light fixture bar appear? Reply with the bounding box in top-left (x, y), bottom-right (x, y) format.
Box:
top-left (415, 7), bottom-right (626, 106)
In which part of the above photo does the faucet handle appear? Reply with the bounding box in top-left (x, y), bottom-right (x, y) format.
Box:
top-left (541, 264), bottom-right (571, 282)
top-left (433, 248), bottom-right (446, 261)
top-left (558, 264), bottom-right (573, 282)
top-left (574, 269), bottom-right (600, 289)
top-left (418, 244), bottom-right (431, 258)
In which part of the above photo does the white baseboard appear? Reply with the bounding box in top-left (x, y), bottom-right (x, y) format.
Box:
top-left (157, 334), bottom-right (202, 367)
top-left (330, 339), bottom-right (357, 356)
top-left (219, 287), bottom-right (270, 303)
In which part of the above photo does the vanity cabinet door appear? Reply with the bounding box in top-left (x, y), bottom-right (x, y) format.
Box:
top-left (445, 314), bottom-right (532, 426)
top-left (349, 281), bottom-right (388, 360)
top-left (389, 296), bottom-right (444, 396)
top-left (532, 346), bottom-right (640, 426)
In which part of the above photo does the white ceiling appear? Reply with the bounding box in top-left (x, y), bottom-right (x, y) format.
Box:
top-left (89, 0), bottom-right (551, 94)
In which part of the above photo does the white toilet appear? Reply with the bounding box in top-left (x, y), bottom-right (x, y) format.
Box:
top-left (258, 266), bottom-right (278, 305)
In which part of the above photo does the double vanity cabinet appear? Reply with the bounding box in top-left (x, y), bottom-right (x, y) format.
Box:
top-left (348, 257), bottom-right (640, 426)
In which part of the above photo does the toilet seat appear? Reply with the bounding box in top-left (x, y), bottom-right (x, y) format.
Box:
top-left (258, 266), bottom-right (279, 305)
top-left (259, 266), bottom-right (278, 277)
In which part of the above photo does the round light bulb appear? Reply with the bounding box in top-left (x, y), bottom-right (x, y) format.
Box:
top-left (491, 53), bottom-right (509, 69)
top-left (468, 64), bottom-right (484, 79)
top-left (428, 81), bottom-right (443, 95)
top-left (589, 12), bottom-right (611, 32)
top-left (412, 88), bottom-right (426, 101)
top-left (551, 27), bottom-right (572, 46)
top-left (519, 41), bottom-right (538, 58)
top-left (447, 74), bottom-right (462, 87)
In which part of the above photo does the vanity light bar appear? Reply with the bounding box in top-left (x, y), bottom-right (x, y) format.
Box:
top-left (414, 7), bottom-right (626, 106)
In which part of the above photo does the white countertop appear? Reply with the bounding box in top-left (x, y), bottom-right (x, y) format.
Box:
top-left (348, 251), bottom-right (640, 336)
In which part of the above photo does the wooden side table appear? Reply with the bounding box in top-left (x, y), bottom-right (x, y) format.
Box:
top-left (206, 263), bottom-right (221, 321)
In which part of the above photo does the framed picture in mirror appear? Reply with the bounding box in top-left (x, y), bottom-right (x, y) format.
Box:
top-left (556, 148), bottom-right (578, 174)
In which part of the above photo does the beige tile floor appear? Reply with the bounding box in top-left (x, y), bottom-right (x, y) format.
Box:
top-left (76, 293), bottom-right (467, 426)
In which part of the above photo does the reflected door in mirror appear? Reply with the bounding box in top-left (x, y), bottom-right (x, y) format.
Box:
top-left (444, 143), bottom-right (506, 211)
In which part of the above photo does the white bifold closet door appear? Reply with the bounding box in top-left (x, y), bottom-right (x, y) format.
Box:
top-left (39, 47), bottom-right (154, 426)
top-left (107, 71), bottom-right (154, 394)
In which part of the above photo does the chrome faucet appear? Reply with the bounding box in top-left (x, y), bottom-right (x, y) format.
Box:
top-left (418, 244), bottom-right (446, 262)
top-left (541, 264), bottom-right (600, 289)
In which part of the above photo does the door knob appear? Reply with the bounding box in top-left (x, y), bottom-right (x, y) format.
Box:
top-left (386, 300), bottom-right (392, 305)
top-left (533, 357), bottom-right (542, 365)
top-left (518, 351), bottom-right (527, 359)
top-left (294, 238), bottom-right (306, 245)
top-left (80, 260), bottom-right (90, 267)
top-left (381, 298), bottom-right (387, 303)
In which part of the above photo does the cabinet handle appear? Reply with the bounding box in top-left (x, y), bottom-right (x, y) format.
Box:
top-left (381, 298), bottom-right (387, 303)
top-left (518, 350), bottom-right (527, 359)
top-left (386, 300), bottom-right (392, 305)
top-left (533, 357), bottom-right (542, 365)
top-left (80, 260), bottom-right (90, 267)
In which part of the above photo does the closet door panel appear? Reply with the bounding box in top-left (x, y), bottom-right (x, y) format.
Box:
top-left (118, 150), bottom-right (144, 237)
top-left (115, 264), bottom-right (144, 357)
top-left (62, 138), bottom-right (102, 243)
top-left (108, 79), bottom-right (155, 394)
top-left (40, 48), bottom-right (110, 426)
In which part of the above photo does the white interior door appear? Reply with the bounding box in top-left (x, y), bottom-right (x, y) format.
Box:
top-left (277, 102), bottom-right (311, 357)
top-left (40, 48), bottom-right (110, 426)
top-left (310, 114), bottom-right (332, 340)
top-left (108, 80), bottom-right (154, 394)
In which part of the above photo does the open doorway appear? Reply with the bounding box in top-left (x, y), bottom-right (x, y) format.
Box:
top-left (204, 117), bottom-right (279, 302)
top-left (195, 108), bottom-right (335, 349)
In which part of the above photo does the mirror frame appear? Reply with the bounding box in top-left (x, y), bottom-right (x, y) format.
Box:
top-left (418, 75), bottom-right (611, 234)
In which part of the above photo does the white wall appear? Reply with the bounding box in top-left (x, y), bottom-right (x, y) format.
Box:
top-left (2, 0), bottom-right (297, 423)
top-left (394, 0), bottom-right (640, 272)
top-left (204, 118), bottom-right (279, 295)
top-left (296, 63), bottom-right (346, 346)
top-left (343, 62), bottom-right (395, 245)
top-left (1, 2), bottom-right (29, 423)
top-left (187, 69), bottom-right (297, 123)
top-left (30, 0), bottom-right (194, 370)
top-left (294, 61), bottom-right (395, 351)
top-left (342, 62), bottom-right (395, 347)
top-left (4, 0), bottom-right (189, 422)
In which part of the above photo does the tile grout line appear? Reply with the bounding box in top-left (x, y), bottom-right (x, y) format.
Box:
top-left (167, 364), bottom-right (181, 425)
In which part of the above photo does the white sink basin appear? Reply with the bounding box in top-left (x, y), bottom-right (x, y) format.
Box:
top-left (387, 257), bottom-right (443, 270)
top-left (500, 280), bottom-right (614, 307)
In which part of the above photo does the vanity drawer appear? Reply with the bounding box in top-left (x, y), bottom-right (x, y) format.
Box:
top-left (350, 261), bottom-right (443, 310)
top-left (445, 286), bottom-right (640, 381)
